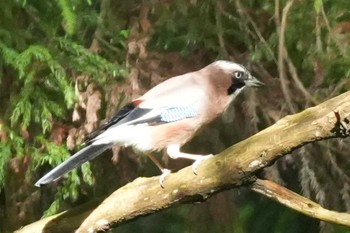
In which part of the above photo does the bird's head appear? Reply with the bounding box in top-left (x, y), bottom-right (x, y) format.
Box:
top-left (212, 60), bottom-right (264, 96)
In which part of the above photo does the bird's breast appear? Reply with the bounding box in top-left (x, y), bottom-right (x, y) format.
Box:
top-left (148, 118), bottom-right (203, 151)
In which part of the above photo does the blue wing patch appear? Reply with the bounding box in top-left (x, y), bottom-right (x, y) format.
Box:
top-left (160, 105), bottom-right (198, 122)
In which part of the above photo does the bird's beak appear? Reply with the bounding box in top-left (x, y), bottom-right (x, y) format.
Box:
top-left (245, 76), bottom-right (265, 87)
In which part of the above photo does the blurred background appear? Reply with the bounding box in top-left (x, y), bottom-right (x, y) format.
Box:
top-left (0, 0), bottom-right (350, 232)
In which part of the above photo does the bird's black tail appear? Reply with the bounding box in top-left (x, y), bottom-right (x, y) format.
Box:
top-left (35, 144), bottom-right (111, 187)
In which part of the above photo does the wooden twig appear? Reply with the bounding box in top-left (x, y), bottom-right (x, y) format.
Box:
top-left (320, 4), bottom-right (347, 58)
top-left (284, 49), bottom-right (319, 105)
top-left (250, 179), bottom-right (350, 227)
top-left (278, 0), bottom-right (295, 113)
top-left (16, 91), bottom-right (350, 232)
top-left (236, 0), bottom-right (277, 64)
top-left (215, 1), bottom-right (229, 58)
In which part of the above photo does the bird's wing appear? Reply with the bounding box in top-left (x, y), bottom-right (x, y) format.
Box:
top-left (137, 72), bottom-right (205, 109)
top-left (84, 101), bottom-right (145, 142)
top-left (85, 73), bottom-right (206, 141)
top-left (88, 73), bottom-right (206, 143)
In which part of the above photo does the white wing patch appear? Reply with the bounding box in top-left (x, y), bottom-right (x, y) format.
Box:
top-left (92, 124), bottom-right (153, 152)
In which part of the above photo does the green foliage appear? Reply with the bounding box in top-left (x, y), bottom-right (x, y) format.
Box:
top-left (33, 136), bottom-right (69, 168)
top-left (0, 139), bottom-right (12, 186)
top-left (0, 0), bottom-right (125, 210)
top-left (149, 1), bottom-right (221, 55)
top-left (232, 204), bottom-right (254, 233)
top-left (57, 0), bottom-right (77, 35)
top-left (42, 169), bottom-right (80, 217)
top-left (42, 165), bottom-right (85, 217)
top-left (0, 42), bottom-right (19, 68)
top-left (0, 43), bottom-right (73, 132)
top-left (32, 136), bottom-right (94, 217)
top-left (0, 126), bottom-right (26, 188)
top-left (57, 38), bottom-right (126, 83)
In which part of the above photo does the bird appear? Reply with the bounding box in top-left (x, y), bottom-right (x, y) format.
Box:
top-left (35, 60), bottom-right (264, 187)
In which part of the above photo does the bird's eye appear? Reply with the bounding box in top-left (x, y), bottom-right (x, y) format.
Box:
top-left (234, 71), bottom-right (244, 79)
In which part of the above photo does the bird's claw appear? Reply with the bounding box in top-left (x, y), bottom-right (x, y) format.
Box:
top-left (159, 169), bottom-right (171, 188)
top-left (192, 154), bottom-right (214, 175)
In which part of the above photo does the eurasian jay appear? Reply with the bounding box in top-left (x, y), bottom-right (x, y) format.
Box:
top-left (35, 60), bottom-right (263, 187)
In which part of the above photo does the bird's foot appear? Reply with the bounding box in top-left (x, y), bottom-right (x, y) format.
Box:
top-left (159, 168), bottom-right (171, 188)
top-left (192, 154), bottom-right (214, 175)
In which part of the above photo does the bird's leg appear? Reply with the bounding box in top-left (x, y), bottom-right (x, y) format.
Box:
top-left (166, 144), bottom-right (213, 175)
top-left (146, 153), bottom-right (171, 188)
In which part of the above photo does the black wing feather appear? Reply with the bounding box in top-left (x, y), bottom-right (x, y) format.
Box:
top-left (85, 102), bottom-right (152, 143)
top-left (106, 102), bottom-right (136, 127)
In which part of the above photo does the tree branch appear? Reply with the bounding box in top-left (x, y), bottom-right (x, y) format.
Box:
top-left (250, 179), bottom-right (350, 227)
top-left (16, 91), bottom-right (350, 232)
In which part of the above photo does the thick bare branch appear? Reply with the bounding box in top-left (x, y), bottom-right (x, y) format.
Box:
top-left (16, 91), bottom-right (350, 233)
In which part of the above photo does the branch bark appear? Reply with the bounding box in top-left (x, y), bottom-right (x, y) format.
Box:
top-left (251, 179), bottom-right (350, 227)
top-left (16, 91), bottom-right (350, 233)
